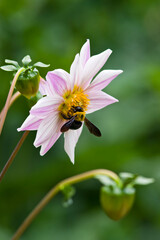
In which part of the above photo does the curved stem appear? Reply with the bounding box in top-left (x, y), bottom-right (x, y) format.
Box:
top-left (0, 92), bottom-right (21, 120)
top-left (0, 131), bottom-right (29, 182)
top-left (0, 68), bottom-right (25, 134)
top-left (12, 169), bottom-right (120, 240)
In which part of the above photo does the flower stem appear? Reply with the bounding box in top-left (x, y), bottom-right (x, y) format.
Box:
top-left (12, 169), bottom-right (120, 240)
top-left (0, 68), bottom-right (25, 134)
top-left (0, 131), bottom-right (29, 182)
top-left (0, 91), bottom-right (21, 120)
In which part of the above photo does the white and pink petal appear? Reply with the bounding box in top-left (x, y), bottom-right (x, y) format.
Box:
top-left (40, 131), bottom-right (62, 156)
top-left (30, 96), bottom-right (62, 119)
top-left (38, 116), bottom-right (65, 155)
top-left (64, 126), bottom-right (83, 164)
top-left (34, 113), bottom-right (61, 147)
top-left (80, 49), bottom-right (112, 90)
top-left (70, 54), bottom-right (83, 89)
top-left (86, 90), bottom-right (118, 114)
top-left (79, 39), bottom-right (90, 67)
top-left (17, 114), bottom-right (42, 131)
top-left (46, 70), bottom-right (69, 96)
top-left (88, 70), bottom-right (123, 91)
top-left (39, 77), bottom-right (54, 96)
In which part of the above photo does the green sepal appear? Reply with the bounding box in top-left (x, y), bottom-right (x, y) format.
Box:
top-left (5, 59), bottom-right (20, 68)
top-left (0, 65), bottom-right (17, 71)
top-left (119, 172), bottom-right (154, 187)
top-left (22, 55), bottom-right (32, 66)
top-left (119, 172), bottom-right (135, 180)
top-left (95, 175), bottom-right (117, 187)
top-left (63, 198), bottom-right (73, 208)
top-left (60, 185), bottom-right (76, 208)
top-left (33, 62), bottom-right (50, 68)
top-left (133, 176), bottom-right (154, 186)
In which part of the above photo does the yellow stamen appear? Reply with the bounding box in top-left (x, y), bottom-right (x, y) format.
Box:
top-left (59, 86), bottom-right (89, 121)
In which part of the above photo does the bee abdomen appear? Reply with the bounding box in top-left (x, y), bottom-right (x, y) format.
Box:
top-left (70, 121), bottom-right (82, 130)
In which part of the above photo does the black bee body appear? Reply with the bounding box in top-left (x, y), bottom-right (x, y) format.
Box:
top-left (60, 106), bottom-right (101, 137)
top-left (69, 120), bottom-right (82, 130)
top-left (61, 106), bottom-right (83, 132)
top-left (73, 106), bottom-right (83, 113)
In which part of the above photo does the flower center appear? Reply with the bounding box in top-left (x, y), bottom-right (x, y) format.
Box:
top-left (59, 86), bottom-right (89, 121)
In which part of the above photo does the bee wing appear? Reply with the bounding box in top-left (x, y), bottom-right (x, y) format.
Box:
top-left (60, 115), bottom-right (76, 132)
top-left (84, 118), bottom-right (101, 137)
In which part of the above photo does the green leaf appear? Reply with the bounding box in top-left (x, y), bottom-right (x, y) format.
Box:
top-left (133, 176), bottom-right (155, 186)
top-left (22, 55), bottom-right (32, 66)
top-left (95, 175), bottom-right (116, 187)
top-left (33, 62), bottom-right (50, 68)
top-left (5, 59), bottom-right (20, 68)
top-left (0, 65), bottom-right (17, 71)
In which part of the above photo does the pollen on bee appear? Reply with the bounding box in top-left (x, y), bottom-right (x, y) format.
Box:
top-left (58, 86), bottom-right (89, 120)
top-left (75, 112), bottom-right (85, 121)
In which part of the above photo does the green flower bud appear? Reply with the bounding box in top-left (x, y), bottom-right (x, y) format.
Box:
top-left (15, 69), bottom-right (40, 99)
top-left (1, 55), bottom-right (50, 99)
top-left (100, 186), bottom-right (135, 221)
top-left (97, 173), bottom-right (154, 221)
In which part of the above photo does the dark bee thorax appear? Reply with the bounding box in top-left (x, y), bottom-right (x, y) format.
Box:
top-left (60, 106), bottom-right (101, 137)
top-left (61, 106), bottom-right (84, 132)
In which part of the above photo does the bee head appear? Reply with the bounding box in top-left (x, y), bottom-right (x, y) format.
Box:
top-left (73, 106), bottom-right (83, 113)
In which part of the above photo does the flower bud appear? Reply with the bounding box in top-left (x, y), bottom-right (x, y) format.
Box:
top-left (15, 69), bottom-right (40, 99)
top-left (60, 185), bottom-right (76, 208)
top-left (1, 55), bottom-right (50, 99)
top-left (100, 186), bottom-right (135, 221)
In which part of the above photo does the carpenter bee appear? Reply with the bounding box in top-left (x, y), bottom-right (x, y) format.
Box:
top-left (60, 106), bottom-right (101, 137)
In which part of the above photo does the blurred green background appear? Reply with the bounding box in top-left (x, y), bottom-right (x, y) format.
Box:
top-left (0, 0), bottom-right (160, 239)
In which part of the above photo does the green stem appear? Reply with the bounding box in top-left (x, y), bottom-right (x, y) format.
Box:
top-left (0, 68), bottom-right (25, 134)
top-left (12, 169), bottom-right (120, 240)
top-left (0, 131), bottom-right (29, 182)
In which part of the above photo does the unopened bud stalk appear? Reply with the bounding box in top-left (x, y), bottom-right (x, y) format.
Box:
top-left (0, 67), bottom-right (25, 134)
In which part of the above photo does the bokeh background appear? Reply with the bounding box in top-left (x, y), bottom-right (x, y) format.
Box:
top-left (0, 0), bottom-right (160, 239)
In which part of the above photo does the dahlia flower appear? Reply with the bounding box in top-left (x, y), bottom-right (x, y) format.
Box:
top-left (18, 40), bottom-right (123, 163)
